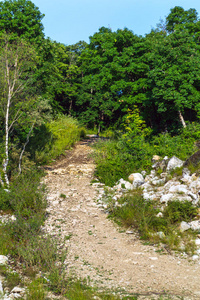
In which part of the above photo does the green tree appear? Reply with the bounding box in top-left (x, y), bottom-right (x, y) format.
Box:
top-left (146, 26), bottom-right (200, 132)
top-left (76, 27), bottom-right (148, 131)
top-left (0, 33), bottom-right (49, 186)
top-left (0, 0), bottom-right (45, 43)
top-left (166, 6), bottom-right (198, 33)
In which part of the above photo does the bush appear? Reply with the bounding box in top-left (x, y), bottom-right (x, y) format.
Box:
top-left (93, 121), bottom-right (198, 186)
top-left (163, 201), bottom-right (198, 223)
top-left (28, 115), bottom-right (86, 164)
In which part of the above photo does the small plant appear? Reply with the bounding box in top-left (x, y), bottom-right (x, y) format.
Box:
top-left (163, 201), bottom-right (198, 223)
top-left (60, 193), bottom-right (66, 199)
top-left (26, 278), bottom-right (47, 300)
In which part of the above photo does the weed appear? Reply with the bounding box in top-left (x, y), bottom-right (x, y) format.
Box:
top-left (60, 193), bottom-right (66, 199)
top-left (26, 278), bottom-right (47, 300)
top-left (108, 192), bottom-right (199, 253)
top-left (163, 201), bottom-right (198, 223)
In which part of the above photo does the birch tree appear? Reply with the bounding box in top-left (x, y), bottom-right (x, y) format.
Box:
top-left (0, 33), bottom-right (37, 186)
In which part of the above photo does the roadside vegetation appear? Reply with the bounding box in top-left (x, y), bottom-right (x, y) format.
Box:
top-left (0, 0), bottom-right (200, 298)
top-left (105, 190), bottom-right (199, 255)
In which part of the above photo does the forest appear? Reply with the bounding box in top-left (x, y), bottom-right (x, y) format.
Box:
top-left (0, 0), bottom-right (200, 182)
top-left (1, 0), bottom-right (200, 298)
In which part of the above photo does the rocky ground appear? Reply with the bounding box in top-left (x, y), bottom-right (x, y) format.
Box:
top-left (42, 137), bottom-right (200, 300)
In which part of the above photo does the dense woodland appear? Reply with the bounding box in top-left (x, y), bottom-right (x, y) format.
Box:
top-left (0, 0), bottom-right (200, 182)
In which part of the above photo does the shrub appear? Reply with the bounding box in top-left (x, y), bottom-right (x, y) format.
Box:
top-left (93, 121), bottom-right (198, 186)
top-left (163, 201), bottom-right (198, 223)
top-left (28, 115), bottom-right (86, 164)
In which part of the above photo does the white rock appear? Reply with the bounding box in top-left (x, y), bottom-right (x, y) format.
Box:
top-left (180, 221), bottom-right (191, 232)
top-left (188, 191), bottom-right (198, 200)
top-left (166, 156), bottom-right (184, 171)
top-left (163, 180), bottom-right (180, 190)
top-left (144, 175), bottom-right (151, 182)
top-left (189, 220), bottom-right (200, 231)
top-left (126, 230), bottom-right (134, 234)
top-left (151, 179), bottom-right (165, 186)
top-left (150, 170), bottom-right (156, 177)
top-left (141, 182), bottom-right (152, 191)
top-left (0, 279), bottom-right (3, 294)
top-left (143, 192), bottom-right (158, 201)
top-left (168, 185), bottom-right (188, 194)
top-left (0, 256), bottom-right (8, 265)
top-left (182, 168), bottom-right (190, 177)
top-left (160, 193), bottom-right (174, 203)
top-left (124, 181), bottom-right (134, 190)
top-left (10, 215), bottom-right (16, 221)
top-left (189, 179), bottom-right (200, 193)
top-left (192, 255), bottom-right (199, 260)
top-left (195, 239), bottom-right (200, 246)
top-left (157, 231), bottom-right (165, 239)
top-left (128, 173), bottom-right (144, 187)
top-left (10, 287), bottom-right (25, 294)
top-left (174, 195), bottom-right (193, 202)
top-left (141, 170), bottom-right (147, 177)
top-left (152, 155), bottom-right (161, 162)
top-left (156, 212), bottom-right (163, 218)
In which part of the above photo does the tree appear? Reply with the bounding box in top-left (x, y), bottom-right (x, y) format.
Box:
top-left (0, 33), bottom-right (47, 186)
top-left (76, 27), bottom-right (148, 131)
top-left (0, 0), bottom-right (45, 43)
top-left (146, 27), bottom-right (200, 132)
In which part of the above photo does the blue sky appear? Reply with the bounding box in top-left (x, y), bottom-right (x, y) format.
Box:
top-left (32, 0), bottom-right (200, 45)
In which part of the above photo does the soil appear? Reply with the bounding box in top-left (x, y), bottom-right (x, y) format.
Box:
top-left (43, 138), bottom-right (200, 300)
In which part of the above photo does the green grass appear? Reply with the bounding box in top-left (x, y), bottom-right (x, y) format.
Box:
top-left (28, 115), bottom-right (86, 164)
top-left (107, 191), bottom-right (198, 254)
top-left (93, 123), bottom-right (200, 186)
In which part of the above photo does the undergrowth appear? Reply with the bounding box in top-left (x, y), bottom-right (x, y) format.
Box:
top-left (93, 122), bottom-right (200, 186)
top-left (28, 115), bottom-right (86, 164)
top-left (108, 191), bottom-right (199, 254)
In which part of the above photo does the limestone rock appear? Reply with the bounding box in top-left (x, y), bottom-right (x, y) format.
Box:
top-left (160, 193), bottom-right (174, 203)
top-left (195, 239), bottom-right (200, 246)
top-left (116, 179), bottom-right (133, 190)
top-left (128, 173), bottom-right (144, 187)
top-left (0, 278), bottom-right (3, 294)
top-left (152, 155), bottom-right (161, 162)
top-left (168, 184), bottom-right (188, 194)
top-left (166, 156), bottom-right (184, 171)
top-left (0, 256), bottom-right (8, 265)
top-left (189, 220), bottom-right (200, 231)
top-left (156, 212), bottom-right (163, 218)
top-left (180, 221), bottom-right (191, 232)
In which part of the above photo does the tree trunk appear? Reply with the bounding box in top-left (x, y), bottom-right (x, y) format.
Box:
top-left (3, 90), bottom-right (11, 187)
top-left (178, 110), bottom-right (186, 128)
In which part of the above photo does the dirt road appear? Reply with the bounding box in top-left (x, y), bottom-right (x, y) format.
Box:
top-left (44, 139), bottom-right (200, 299)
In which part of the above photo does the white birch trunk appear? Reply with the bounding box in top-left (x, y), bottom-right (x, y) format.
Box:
top-left (3, 89), bottom-right (11, 187)
top-left (178, 110), bottom-right (186, 128)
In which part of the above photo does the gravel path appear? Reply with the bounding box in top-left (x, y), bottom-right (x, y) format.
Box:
top-left (43, 139), bottom-right (200, 299)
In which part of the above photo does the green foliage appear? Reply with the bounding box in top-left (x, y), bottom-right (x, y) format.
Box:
top-left (163, 201), bottom-right (198, 223)
top-left (0, 266), bottom-right (21, 291)
top-left (108, 192), bottom-right (198, 252)
top-left (29, 115), bottom-right (86, 164)
top-left (0, 0), bottom-right (45, 43)
top-left (26, 279), bottom-right (46, 300)
top-left (94, 121), bottom-right (199, 186)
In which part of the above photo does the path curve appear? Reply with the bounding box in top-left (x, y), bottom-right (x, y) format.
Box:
top-left (43, 139), bottom-right (200, 299)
